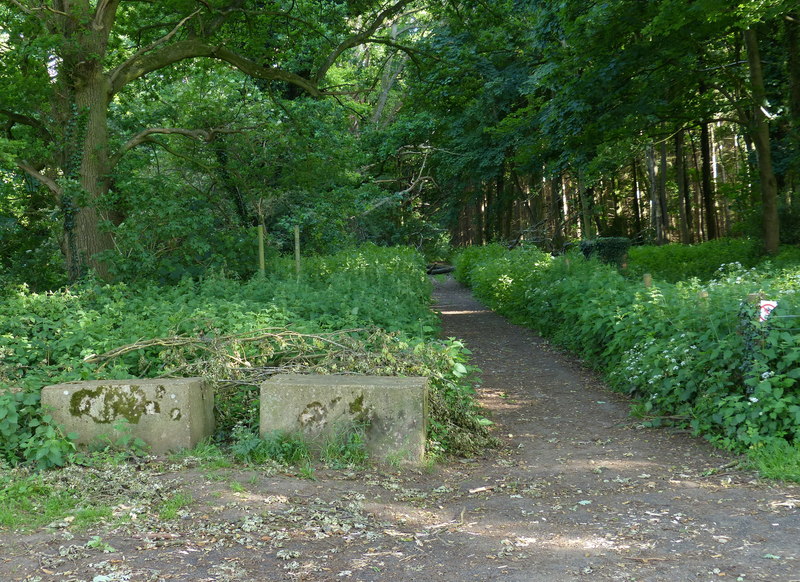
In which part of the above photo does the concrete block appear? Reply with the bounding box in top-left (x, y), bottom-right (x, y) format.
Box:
top-left (260, 374), bottom-right (428, 465)
top-left (41, 378), bottom-right (214, 454)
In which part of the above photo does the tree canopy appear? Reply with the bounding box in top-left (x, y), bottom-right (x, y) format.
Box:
top-left (1, 0), bottom-right (798, 286)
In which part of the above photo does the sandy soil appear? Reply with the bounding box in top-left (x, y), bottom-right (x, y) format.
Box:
top-left (1, 276), bottom-right (799, 581)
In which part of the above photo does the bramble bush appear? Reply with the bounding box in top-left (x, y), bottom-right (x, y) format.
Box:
top-left (455, 243), bottom-right (800, 477)
top-left (1, 245), bottom-right (493, 468)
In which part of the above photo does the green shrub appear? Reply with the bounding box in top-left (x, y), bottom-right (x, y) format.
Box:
top-left (770, 245), bottom-right (800, 270)
top-left (457, 244), bottom-right (800, 456)
top-left (627, 238), bottom-right (763, 282)
top-left (0, 245), bottom-right (492, 464)
top-left (580, 237), bottom-right (631, 266)
top-left (453, 243), bottom-right (508, 287)
top-left (467, 246), bottom-right (553, 324)
top-left (0, 389), bottom-right (75, 469)
top-left (230, 426), bottom-right (311, 465)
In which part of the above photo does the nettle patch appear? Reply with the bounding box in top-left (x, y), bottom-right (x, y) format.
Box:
top-left (0, 245), bottom-right (494, 469)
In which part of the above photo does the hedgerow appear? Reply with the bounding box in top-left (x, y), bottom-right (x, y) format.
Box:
top-left (0, 245), bottom-right (493, 468)
top-left (454, 243), bottom-right (800, 463)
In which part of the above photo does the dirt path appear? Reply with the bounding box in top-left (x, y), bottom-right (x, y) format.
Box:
top-left (2, 277), bottom-right (799, 581)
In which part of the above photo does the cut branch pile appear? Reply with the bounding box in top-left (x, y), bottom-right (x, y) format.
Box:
top-left (84, 328), bottom-right (367, 384)
top-left (82, 327), bottom-right (496, 454)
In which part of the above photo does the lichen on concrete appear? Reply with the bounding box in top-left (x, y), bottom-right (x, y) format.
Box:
top-left (69, 384), bottom-right (158, 424)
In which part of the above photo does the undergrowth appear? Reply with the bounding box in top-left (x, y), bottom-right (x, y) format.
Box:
top-left (454, 241), bottom-right (800, 482)
top-left (0, 244), bottom-right (494, 469)
top-left (626, 238), bottom-right (800, 283)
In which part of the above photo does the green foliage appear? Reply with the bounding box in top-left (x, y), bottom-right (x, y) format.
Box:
top-left (102, 90), bottom-right (382, 283)
top-left (0, 471), bottom-right (78, 529)
top-left (230, 426), bottom-right (311, 466)
top-left (457, 243), bottom-right (800, 459)
top-left (580, 237), bottom-right (631, 267)
top-left (627, 239), bottom-right (764, 282)
top-left (0, 389), bottom-right (75, 470)
top-left (0, 170), bottom-right (67, 292)
top-left (157, 491), bottom-right (194, 520)
top-left (457, 245), bottom-right (553, 324)
top-left (453, 243), bottom-right (509, 287)
top-left (0, 245), bottom-right (435, 389)
top-left (0, 245), bottom-right (492, 463)
top-left (746, 440), bottom-right (800, 483)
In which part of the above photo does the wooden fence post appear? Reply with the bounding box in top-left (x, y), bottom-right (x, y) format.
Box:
top-left (258, 223), bottom-right (266, 275)
top-left (294, 225), bottom-right (301, 277)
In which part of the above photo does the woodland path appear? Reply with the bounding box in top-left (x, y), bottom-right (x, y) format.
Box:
top-left (1, 276), bottom-right (799, 581)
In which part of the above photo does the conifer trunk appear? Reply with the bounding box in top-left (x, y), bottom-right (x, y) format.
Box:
top-left (744, 27), bottom-right (780, 254)
top-left (675, 130), bottom-right (691, 244)
top-left (700, 122), bottom-right (718, 240)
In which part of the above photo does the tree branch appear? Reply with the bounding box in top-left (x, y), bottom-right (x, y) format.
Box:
top-left (0, 109), bottom-right (53, 143)
top-left (93, 0), bottom-right (121, 32)
top-left (354, 145), bottom-right (432, 217)
top-left (109, 39), bottom-right (321, 97)
top-left (17, 161), bottom-right (61, 196)
top-left (108, 8), bottom-right (201, 88)
top-left (313, 0), bottom-right (417, 84)
top-left (7, 0), bottom-right (32, 15)
top-left (204, 0), bottom-right (248, 35)
top-left (111, 126), bottom-right (242, 167)
top-left (363, 37), bottom-right (429, 68)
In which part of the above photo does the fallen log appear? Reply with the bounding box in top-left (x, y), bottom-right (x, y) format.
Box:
top-left (427, 264), bottom-right (454, 275)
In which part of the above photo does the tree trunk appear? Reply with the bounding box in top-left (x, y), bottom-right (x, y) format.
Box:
top-left (786, 12), bottom-right (800, 199)
top-left (688, 130), bottom-right (705, 241)
top-left (745, 27), bottom-right (780, 254)
top-left (561, 174), bottom-right (573, 239)
top-left (577, 169), bottom-right (594, 239)
top-left (60, 5), bottom-right (117, 281)
top-left (675, 130), bottom-right (692, 244)
top-left (631, 160), bottom-right (642, 239)
top-left (546, 176), bottom-right (564, 252)
top-left (646, 144), bottom-right (662, 243)
top-left (700, 122), bottom-right (718, 240)
top-left (658, 140), bottom-right (669, 241)
top-left (787, 13), bottom-right (800, 127)
top-left (214, 143), bottom-right (253, 227)
top-left (483, 184), bottom-right (494, 242)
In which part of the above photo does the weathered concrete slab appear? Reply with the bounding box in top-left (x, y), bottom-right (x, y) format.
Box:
top-left (260, 375), bottom-right (428, 465)
top-left (41, 378), bottom-right (214, 454)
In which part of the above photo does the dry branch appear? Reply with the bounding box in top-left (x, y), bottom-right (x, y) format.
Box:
top-left (83, 328), bottom-right (364, 365)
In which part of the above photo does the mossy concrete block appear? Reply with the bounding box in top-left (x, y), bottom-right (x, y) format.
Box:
top-left (260, 374), bottom-right (428, 465)
top-left (41, 378), bottom-right (214, 454)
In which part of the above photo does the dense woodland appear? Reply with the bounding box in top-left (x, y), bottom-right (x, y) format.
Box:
top-left (1, 0), bottom-right (799, 287)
